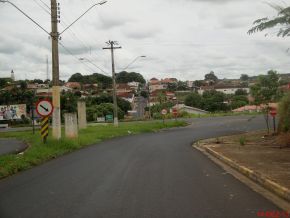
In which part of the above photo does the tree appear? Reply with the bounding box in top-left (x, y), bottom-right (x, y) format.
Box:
top-left (204, 71), bottom-right (218, 84)
top-left (68, 73), bottom-right (112, 89)
top-left (140, 90), bottom-right (149, 99)
top-left (235, 89), bottom-right (248, 96)
top-left (184, 93), bottom-right (202, 108)
top-left (194, 80), bottom-right (204, 87)
top-left (250, 70), bottom-right (283, 134)
top-left (32, 79), bottom-right (44, 84)
top-left (278, 92), bottom-right (290, 133)
top-left (202, 90), bottom-right (228, 112)
top-left (230, 95), bottom-right (249, 110)
top-left (176, 81), bottom-right (188, 91)
top-left (68, 73), bottom-right (83, 83)
top-left (250, 70), bottom-right (282, 104)
top-left (0, 78), bottom-right (10, 89)
top-left (248, 4), bottom-right (290, 37)
top-left (167, 83), bottom-right (177, 91)
top-left (116, 71), bottom-right (146, 84)
top-left (240, 74), bottom-right (249, 81)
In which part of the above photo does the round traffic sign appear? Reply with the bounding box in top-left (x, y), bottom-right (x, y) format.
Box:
top-left (161, 109), bottom-right (167, 115)
top-left (172, 108), bottom-right (178, 115)
top-left (270, 110), bottom-right (277, 117)
top-left (36, 99), bottom-right (54, 117)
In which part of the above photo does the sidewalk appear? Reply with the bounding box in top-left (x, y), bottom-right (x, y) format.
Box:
top-left (194, 131), bottom-right (290, 203)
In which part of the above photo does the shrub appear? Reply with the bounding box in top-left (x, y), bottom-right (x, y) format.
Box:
top-left (278, 92), bottom-right (290, 133)
top-left (277, 133), bottom-right (290, 148)
top-left (239, 136), bottom-right (246, 146)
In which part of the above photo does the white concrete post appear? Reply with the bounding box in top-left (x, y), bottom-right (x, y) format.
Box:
top-left (77, 101), bottom-right (87, 129)
top-left (64, 113), bottom-right (78, 139)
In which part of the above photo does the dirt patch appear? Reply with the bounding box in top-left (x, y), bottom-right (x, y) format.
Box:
top-left (201, 131), bottom-right (290, 189)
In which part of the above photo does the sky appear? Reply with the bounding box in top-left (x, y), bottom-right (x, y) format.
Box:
top-left (0, 0), bottom-right (290, 81)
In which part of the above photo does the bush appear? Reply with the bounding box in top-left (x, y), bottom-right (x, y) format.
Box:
top-left (278, 92), bottom-right (290, 133)
top-left (277, 133), bottom-right (290, 148)
top-left (239, 136), bottom-right (246, 146)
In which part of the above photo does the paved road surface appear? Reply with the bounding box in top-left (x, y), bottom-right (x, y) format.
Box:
top-left (0, 116), bottom-right (280, 218)
top-left (0, 139), bottom-right (27, 156)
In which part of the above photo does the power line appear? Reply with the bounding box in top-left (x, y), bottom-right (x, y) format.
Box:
top-left (58, 42), bottom-right (109, 76)
top-left (32, 0), bottom-right (50, 15)
top-left (34, 0), bottom-right (101, 67)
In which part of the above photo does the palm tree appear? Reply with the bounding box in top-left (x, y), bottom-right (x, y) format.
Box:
top-left (248, 3), bottom-right (290, 37)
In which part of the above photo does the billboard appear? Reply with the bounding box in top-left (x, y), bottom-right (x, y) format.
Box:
top-left (0, 104), bottom-right (27, 120)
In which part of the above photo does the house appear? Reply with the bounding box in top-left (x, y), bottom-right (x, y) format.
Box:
top-left (149, 78), bottom-right (159, 85)
top-left (65, 82), bottom-right (81, 90)
top-left (36, 88), bottom-right (52, 97)
top-left (165, 91), bottom-right (176, 101)
top-left (149, 84), bottom-right (165, 93)
top-left (60, 86), bottom-right (73, 92)
top-left (232, 105), bottom-right (261, 113)
top-left (161, 78), bottom-right (177, 84)
top-left (214, 85), bottom-right (250, 95)
top-left (173, 104), bottom-right (208, 115)
top-left (27, 83), bottom-right (49, 90)
top-left (232, 103), bottom-right (278, 113)
top-left (116, 83), bottom-right (134, 94)
top-left (127, 81), bottom-right (140, 91)
top-left (117, 92), bottom-right (135, 103)
top-left (198, 85), bottom-right (249, 95)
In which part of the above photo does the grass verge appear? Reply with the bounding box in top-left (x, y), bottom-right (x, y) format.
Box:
top-left (0, 120), bottom-right (187, 179)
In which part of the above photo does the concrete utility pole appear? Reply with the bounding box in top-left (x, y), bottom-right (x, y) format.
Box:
top-left (51, 0), bottom-right (61, 139)
top-left (103, 41), bottom-right (121, 127)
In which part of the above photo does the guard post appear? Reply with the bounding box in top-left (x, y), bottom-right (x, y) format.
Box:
top-left (41, 116), bottom-right (49, 143)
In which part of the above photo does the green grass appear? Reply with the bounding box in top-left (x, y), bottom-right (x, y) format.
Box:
top-left (0, 120), bottom-right (187, 179)
top-left (188, 111), bottom-right (262, 118)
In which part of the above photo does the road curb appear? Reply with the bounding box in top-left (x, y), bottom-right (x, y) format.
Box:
top-left (196, 144), bottom-right (290, 202)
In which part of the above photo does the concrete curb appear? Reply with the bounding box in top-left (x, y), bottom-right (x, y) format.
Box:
top-left (198, 144), bottom-right (290, 202)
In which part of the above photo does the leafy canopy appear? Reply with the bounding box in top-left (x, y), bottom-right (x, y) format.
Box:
top-left (248, 3), bottom-right (290, 37)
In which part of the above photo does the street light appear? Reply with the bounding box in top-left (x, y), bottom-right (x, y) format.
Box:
top-left (79, 58), bottom-right (107, 74)
top-left (60, 1), bottom-right (107, 35)
top-left (121, 55), bottom-right (146, 72)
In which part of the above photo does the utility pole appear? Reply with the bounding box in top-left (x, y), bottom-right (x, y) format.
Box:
top-left (51, 0), bottom-right (61, 139)
top-left (0, 0), bottom-right (107, 139)
top-left (147, 81), bottom-right (151, 119)
top-left (103, 41), bottom-right (121, 127)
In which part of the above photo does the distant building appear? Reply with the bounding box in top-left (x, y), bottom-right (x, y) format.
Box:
top-left (232, 103), bottom-right (278, 113)
top-left (11, 70), bottom-right (15, 81)
top-left (198, 85), bottom-right (249, 95)
top-left (149, 78), bottom-right (160, 85)
top-left (173, 104), bottom-right (208, 115)
top-left (65, 82), bottom-right (81, 90)
top-left (149, 84), bottom-right (165, 92)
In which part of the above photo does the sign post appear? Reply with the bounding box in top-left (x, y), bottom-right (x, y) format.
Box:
top-left (270, 109), bottom-right (277, 133)
top-left (161, 109), bottom-right (167, 124)
top-left (172, 108), bottom-right (178, 121)
top-left (36, 99), bottom-right (54, 143)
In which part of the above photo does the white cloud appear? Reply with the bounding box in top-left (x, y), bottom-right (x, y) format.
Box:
top-left (0, 0), bottom-right (290, 82)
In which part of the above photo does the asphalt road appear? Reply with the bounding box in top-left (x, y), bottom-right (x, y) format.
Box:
top-left (0, 139), bottom-right (28, 156)
top-left (0, 115), bottom-right (280, 218)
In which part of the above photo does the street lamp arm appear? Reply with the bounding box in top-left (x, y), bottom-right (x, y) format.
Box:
top-left (122, 56), bottom-right (146, 71)
top-left (0, 0), bottom-right (50, 35)
top-left (60, 1), bottom-right (107, 35)
top-left (79, 58), bottom-right (107, 74)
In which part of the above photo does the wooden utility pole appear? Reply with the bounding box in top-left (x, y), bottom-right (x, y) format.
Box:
top-left (103, 41), bottom-right (121, 127)
top-left (51, 0), bottom-right (61, 139)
